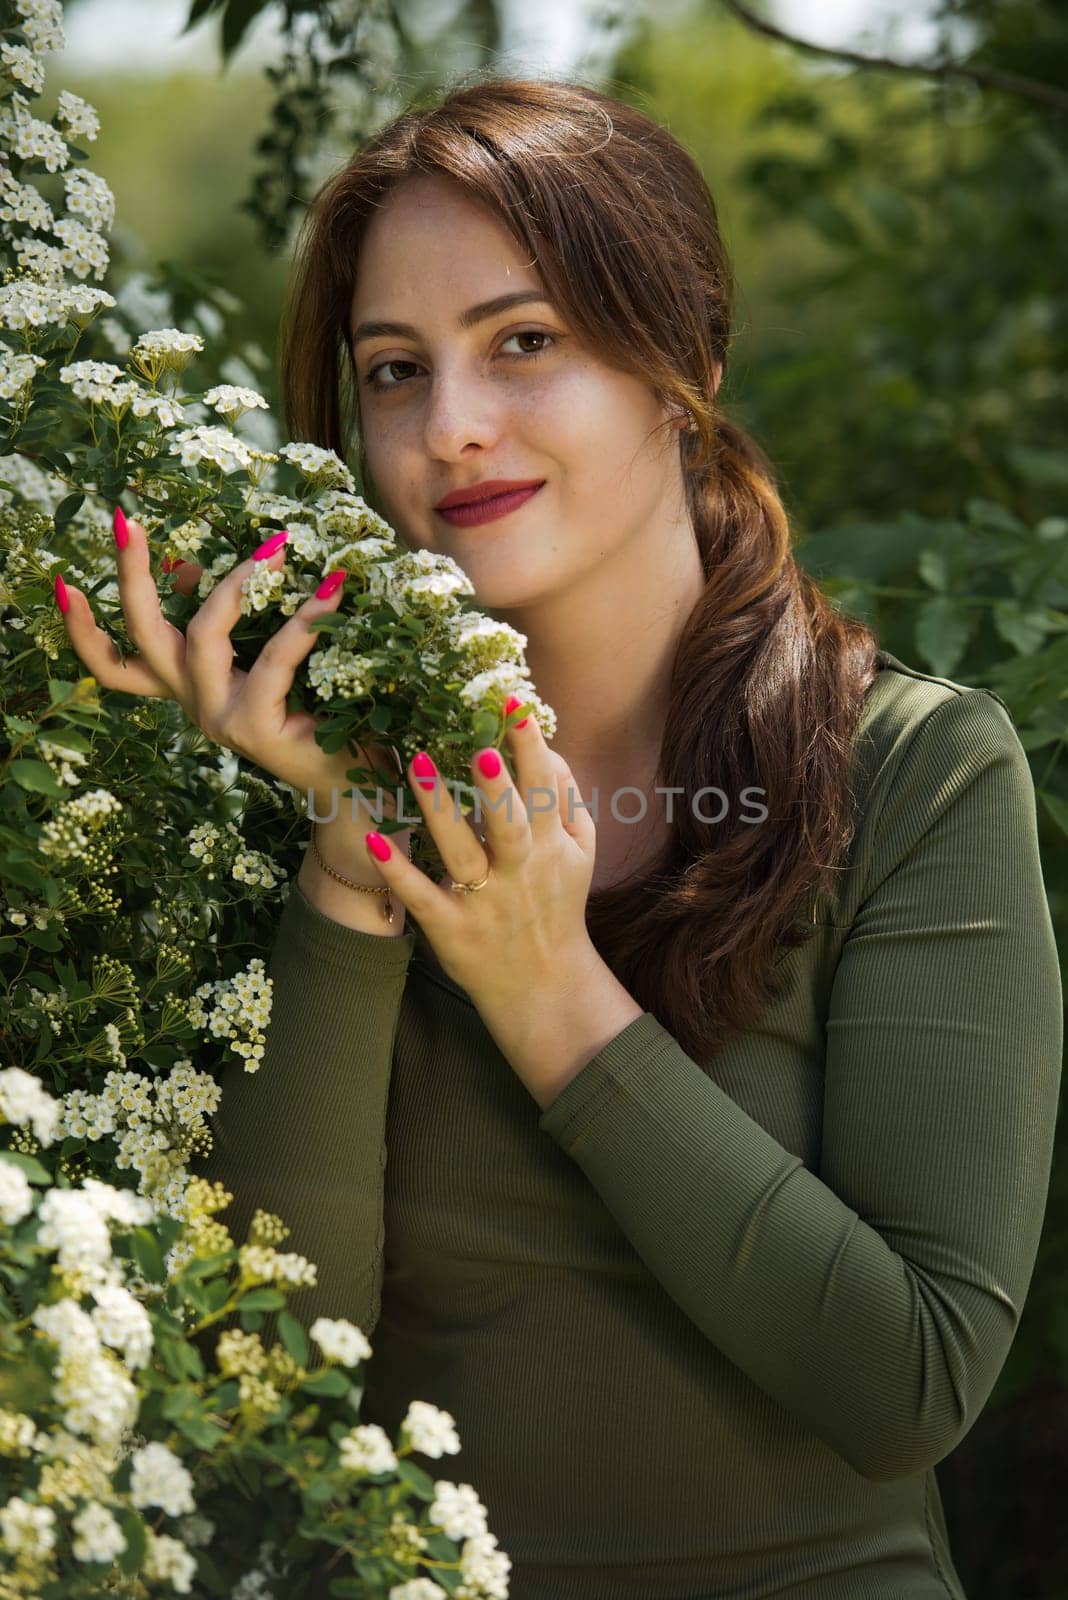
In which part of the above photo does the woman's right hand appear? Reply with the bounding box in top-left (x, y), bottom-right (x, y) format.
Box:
top-left (56, 515), bottom-right (414, 878)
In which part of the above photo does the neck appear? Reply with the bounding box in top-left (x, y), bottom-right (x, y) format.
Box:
top-left (491, 500), bottom-right (707, 799)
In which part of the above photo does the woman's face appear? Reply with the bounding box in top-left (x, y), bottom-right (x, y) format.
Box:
top-left (348, 173), bottom-right (692, 612)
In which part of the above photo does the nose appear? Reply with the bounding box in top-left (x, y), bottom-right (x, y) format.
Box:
top-left (421, 364), bottom-right (504, 459)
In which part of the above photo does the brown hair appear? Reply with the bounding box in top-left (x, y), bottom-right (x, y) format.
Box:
top-left (279, 74), bottom-right (880, 1063)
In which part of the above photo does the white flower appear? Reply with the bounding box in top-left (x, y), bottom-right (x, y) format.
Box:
top-left (401, 1400), bottom-right (461, 1459)
top-left (51, 215), bottom-right (110, 281)
top-left (0, 1066), bottom-right (59, 1146)
top-left (230, 848), bottom-right (280, 889)
top-left (428, 1481), bottom-right (488, 1542)
top-left (0, 351), bottom-right (45, 401)
top-left (0, 1497), bottom-right (56, 1559)
top-left (36, 1189), bottom-right (113, 1273)
top-left (32, 1298), bottom-right (99, 1359)
top-left (14, 0), bottom-right (66, 55)
top-left (58, 359), bottom-right (127, 403)
top-left (0, 42), bottom-right (46, 94)
top-left (143, 1528), bottom-right (197, 1595)
top-left (129, 1441), bottom-right (196, 1517)
top-left (0, 1408), bottom-right (36, 1456)
top-left (56, 90), bottom-right (100, 143)
top-left (459, 1531), bottom-right (511, 1597)
top-left (168, 424), bottom-right (253, 476)
top-left (279, 440), bottom-right (356, 491)
top-left (71, 1501), bottom-right (127, 1564)
top-left (338, 1423), bottom-right (397, 1476)
top-left (388, 1582), bottom-right (447, 1600)
top-left (63, 168), bottom-right (116, 231)
top-left (309, 1316), bottom-right (372, 1367)
top-left (203, 383), bottom-right (269, 419)
top-left (0, 1158), bottom-right (35, 1226)
top-left (91, 1283), bottom-right (154, 1368)
top-left (186, 957), bottom-right (272, 1070)
top-left (0, 92), bottom-right (69, 170)
top-left (0, 170), bottom-right (54, 229)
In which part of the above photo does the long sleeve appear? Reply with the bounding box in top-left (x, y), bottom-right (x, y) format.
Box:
top-left (193, 879), bottom-right (417, 1347)
top-left (537, 687), bottom-right (1063, 1484)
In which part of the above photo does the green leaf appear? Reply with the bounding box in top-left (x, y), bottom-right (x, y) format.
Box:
top-left (53, 492), bottom-right (85, 533)
top-left (914, 596), bottom-right (973, 679)
top-left (0, 1150), bottom-right (52, 1185)
top-left (8, 759), bottom-right (63, 797)
top-left (1006, 446), bottom-right (1068, 489)
top-left (299, 1367), bottom-right (350, 1397)
top-left (394, 1457), bottom-right (437, 1500)
top-left (117, 1511), bottom-right (147, 1577)
top-left (175, 1412), bottom-right (226, 1448)
top-left (130, 1227), bottom-right (164, 1283)
top-left (917, 548), bottom-right (948, 591)
top-left (277, 1309), bottom-right (309, 1366)
top-left (992, 601), bottom-right (1052, 656)
top-left (1039, 790), bottom-right (1068, 838)
top-left (220, 0), bottom-right (265, 60)
top-left (240, 1287), bottom-right (286, 1310)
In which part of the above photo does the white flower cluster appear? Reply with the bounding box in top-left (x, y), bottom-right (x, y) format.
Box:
top-left (57, 1060), bottom-right (222, 1216)
top-left (231, 847), bottom-right (280, 889)
top-left (279, 439), bottom-right (356, 491)
top-left (187, 955), bottom-right (272, 1070)
top-left (309, 1315), bottom-right (373, 1367)
top-left (0, 90), bottom-right (69, 172)
top-left (368, 546), bottom-right (476, 616)
top-left (129, 325), bottom-right (205, 380)
top-left (0, 1157), bottom-right (36, 1225)
top-left (31, 1300), bottom-right (139, 1445)
top-left (0, 348), bottom-right (45, 400)
top-left (0, 1065), bottom-right (60, 1146)
top-left (16, 1), bottom-right (67, 58)
top-left (35, 1176), bottom-right (154, 1287)
top-left (203, 382), bottom-right (268, 419)
top-left (0, 274), bottom-right (114, 330)
top-left (36, 785), bottom-right (122, 864)
top-left (38, 733), bottom-right (88, 787)
top-left (169, 422), bottom-right (253, 475)
top-left (238, 1241), bottom-right (317, 1289)
top-left (402, 1400), bottom-right (462, 1458)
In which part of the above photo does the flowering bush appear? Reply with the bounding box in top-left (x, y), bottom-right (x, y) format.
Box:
top-left (0, 0), bottom-right (536, 1592)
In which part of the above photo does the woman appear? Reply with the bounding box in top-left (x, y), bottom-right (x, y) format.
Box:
top-left (58, 76), bottom-right (1062, 1600)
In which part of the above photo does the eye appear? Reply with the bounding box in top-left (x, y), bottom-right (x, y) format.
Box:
top-left (362, 328), bottom-right (557, 391)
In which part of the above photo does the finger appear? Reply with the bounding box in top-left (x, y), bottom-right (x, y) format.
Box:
top-left (502, 697), bottom-right (562, 834)
top-left (236, 566), bottom-right (351, 747)
top-left (401, 748), bottom-right (499, 889)
top-left (183, 531), bottom-right (290, 731)
top-left (161, 556), bottom-right (204, 600)
top-left (112, 514), bottom-right (189, 694)
top-left (56, 575), bottom-right (174, 699)
top-left (361, 826), bottom-right (465, 923)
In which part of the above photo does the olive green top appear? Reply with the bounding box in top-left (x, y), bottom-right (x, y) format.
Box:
top-left (196, 649), bottom-right (1063, 1599)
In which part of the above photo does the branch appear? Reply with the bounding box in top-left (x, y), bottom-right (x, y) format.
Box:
top-left (719, 0), bottom-right (1068, 117)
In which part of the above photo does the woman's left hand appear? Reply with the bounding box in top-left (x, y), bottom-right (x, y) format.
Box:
top-left (362, 698), bottom-right (602, 1054)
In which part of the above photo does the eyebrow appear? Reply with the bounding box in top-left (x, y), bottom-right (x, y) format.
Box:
top-left (350, 290), bottom-right (554, 349)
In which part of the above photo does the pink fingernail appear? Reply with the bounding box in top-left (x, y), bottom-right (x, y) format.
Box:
top-left (252, 529), bottom-right (289, 561)
top-left (504, 693), bottom-right (529, 730)
top-left (113, 506), bottom-right (128, 550)
top-left (315, 568), bottom-right (346, 599)
top-left (54, 572), bottom-right (69, 615)
top-left (366, 832), bottom-right (392, 862)
top-left (477, 749), bottom-right (501, 779)
top-left (412, 750), bottom-right (436, 792)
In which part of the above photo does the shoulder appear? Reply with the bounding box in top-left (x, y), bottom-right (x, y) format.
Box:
top-left (823, 648), bottom-right (1032, 923)
top-left (851, 647), bottom-right (1022, 803)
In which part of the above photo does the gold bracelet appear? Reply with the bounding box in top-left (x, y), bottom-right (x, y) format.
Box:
top-left (309, 820), bottom-right (395, 925)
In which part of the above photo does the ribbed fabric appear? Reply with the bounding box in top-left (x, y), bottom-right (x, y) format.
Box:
top-left (194, 649), bottom-right (1063, 1599)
